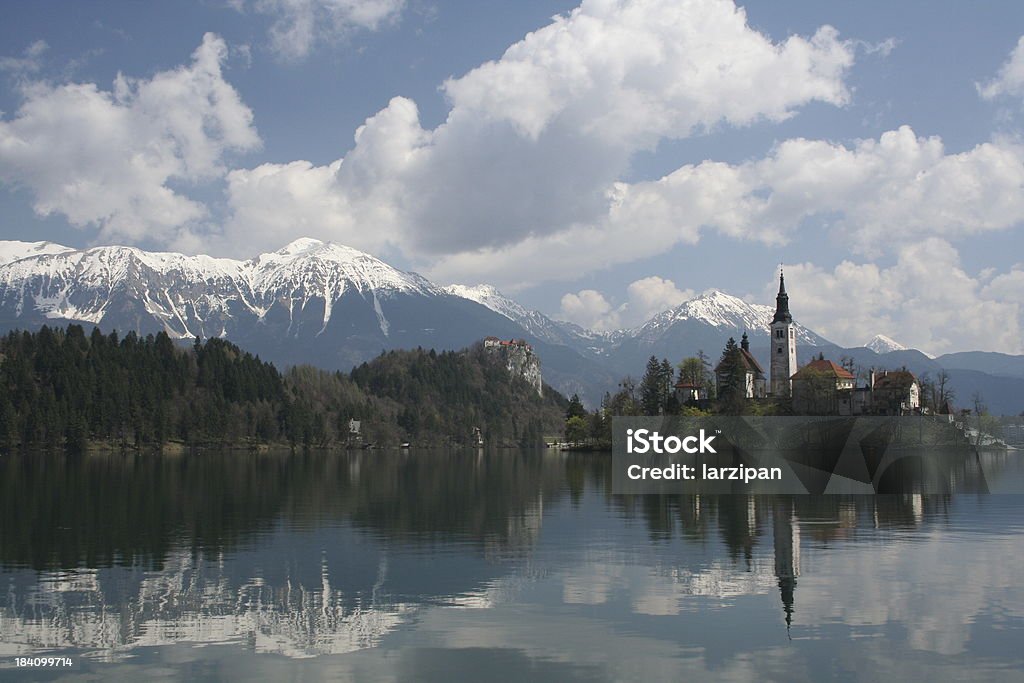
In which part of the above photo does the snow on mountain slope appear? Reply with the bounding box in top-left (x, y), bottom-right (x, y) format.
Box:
top-left (632, 290), bottom-right (825, 344)
top-left (250, 239), bottom-right (436, 299)
top-left (0, 244), bottom-right (250, 331)
top-left (444, 284), bottom-right (529, 321)
top-left (865, 334), bottom-right (934, 358)
top-left (0, 240), bottom-right (74, 266)
top-left (443, 283), bottom-right (574, 346)
top-left (246, 239), bottom-right (437, 335)
top-left (0, 238), bottom-right (439, 338)
top-left (865, 334), bottom-right (907, 354)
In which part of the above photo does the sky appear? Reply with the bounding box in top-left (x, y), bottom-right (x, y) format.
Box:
top-left (1, 0), bottom-right (1023, 354)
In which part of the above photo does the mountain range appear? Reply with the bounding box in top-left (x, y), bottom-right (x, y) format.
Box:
top-left (1, 238), bottom-right (1022, 413)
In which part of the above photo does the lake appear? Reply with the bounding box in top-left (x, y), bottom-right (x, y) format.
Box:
top-left (1, 449), bottom-right (1024, 681)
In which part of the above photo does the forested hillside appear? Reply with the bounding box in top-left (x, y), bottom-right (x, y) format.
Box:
top-left (0, 325), bottom-right (567, 452)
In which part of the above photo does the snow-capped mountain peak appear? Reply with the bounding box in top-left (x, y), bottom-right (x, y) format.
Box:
top-left (249, 239), bottom-right (434, 298)
top-left (631, 289), bottom-right (827, 346)
top-left (865, 334), bottom-right (907, 354)
top-left (277, 237), bottom-right (327, 255)
top-left (0, 240), bottom-right (75, 267)
top-left (637, 290), bottom-right (769, 337)
top-left (864, 334), bottom-right (934, 358)
top-left (0, 238), bottom-right (440, 339)
top-left (660, 290), bottom-right (772, 329)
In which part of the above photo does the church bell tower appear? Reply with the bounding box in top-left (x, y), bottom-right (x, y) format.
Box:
top-left (770, 270), bottom-right (798, 398)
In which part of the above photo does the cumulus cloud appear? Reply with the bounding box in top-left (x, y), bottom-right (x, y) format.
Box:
top-left (428, 126), bottom-right (1024, 288)
top-left (221, 0), bottom-right (854, 257)
top-left (628, 125), bottom-right (1024, 252)
top-left (221, 4), bottom-right (1023, 294)
top-left (559, 275), bottom-right (693, 331)
top-left (442, 2), bottom-right (851, 145)
top-left (560, 289), bottom-right (619, 332)
top-left (625, 276), bottom-right (694, 322)
top-left (774, 239), bottom-right (1023, 355)
top-left (236, 0), bottom-right (406, 60)
top-left (977, 36), bottom-right (1024, 100)
top-left (0, 33), bottom-right (259, 245)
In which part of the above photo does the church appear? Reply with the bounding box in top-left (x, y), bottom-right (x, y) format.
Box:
top-left (713, 270), bottom-right (923, 415)
top-left (714, 271), bottom-right (796, 400)
top-left (714, 332), bottom-right (767, 399)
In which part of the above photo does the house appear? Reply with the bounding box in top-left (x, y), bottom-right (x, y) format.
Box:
top-left (674, 380), bottom-right (704, 404)
top-left (716, 333), bottom-right (767, 399)
top-left (871, 370), bottom-right (921, 415)
top-left (791, 359), bottom-right (856, 415)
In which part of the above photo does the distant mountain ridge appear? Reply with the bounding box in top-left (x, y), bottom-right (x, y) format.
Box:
top-left (0, 237), bottom-right (437, 336)
top-left (0, 238), bottom-right (1021, 413)
top-left (442, 284), bottom-right (577, 346)
top-left (0, 238), bottom-right (618, 404)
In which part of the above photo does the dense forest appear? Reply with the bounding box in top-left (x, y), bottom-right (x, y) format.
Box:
top-left (0, 325), bottom-right (568, 452)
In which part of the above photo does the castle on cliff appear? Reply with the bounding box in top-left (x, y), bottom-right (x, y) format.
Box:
top-left (483, 337), bottom-right (543, 396)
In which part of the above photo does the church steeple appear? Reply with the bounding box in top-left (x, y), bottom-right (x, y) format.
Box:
top-left (741, 331), bottom-right (750, 352)
top-left (772, 270), bottom-right (792, 324)
top-left (769, 267), bottom-right (797, 398)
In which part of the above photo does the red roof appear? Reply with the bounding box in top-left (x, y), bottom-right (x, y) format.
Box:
top-left (873, 370), bottom-right (917, 389)
top-left (792, 359), bottom-right (855, 380)
top-left (674, 381), bottom-right (701, 389)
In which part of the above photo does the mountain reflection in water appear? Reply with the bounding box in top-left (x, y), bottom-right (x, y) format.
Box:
top-left (1, 449), bottom-right (1024, 681)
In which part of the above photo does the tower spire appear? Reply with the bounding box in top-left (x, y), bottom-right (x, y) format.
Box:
top-left (773, 268), bottom-right (792, 323)
top-left (769, 266), bottom-right (797, 398)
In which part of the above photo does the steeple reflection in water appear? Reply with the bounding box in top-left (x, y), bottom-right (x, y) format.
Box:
top-left (1, 449), bottom-right (1023, 680)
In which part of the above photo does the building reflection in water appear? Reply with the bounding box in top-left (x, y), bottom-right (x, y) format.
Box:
top-left (773, 500), bottom-right (799, 632)
top-left (0, 447), bottom-right (1015, 662)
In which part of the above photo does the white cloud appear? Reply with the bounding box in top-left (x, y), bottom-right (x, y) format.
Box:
top-left (220, 95), bottom-right (427, 255)
top-left (977, 36), bottom-right (1024, 100)
top-left (0, 33), bottom-right (259, 245)
top-left (239, 0), bottom-right (406, 60)
top-left (625, 276), bottom-right (694, 322)
top-left (427, 126), bottom-right (1024, 288)
top-left (221, 0), bottom-right (854, 257)
top-left (559, 275), bottom-right (693, 332)
top-left (560, 289), bottom-right (618, 332)
top-left (983, 263), bottom-right (1024, 300)
top-left (774, 239), bottom-right (1023, 355)
top-left (442, 1), bottom-right (851, 145)
top-left (220, 4), bottom-right (1023, 294)
top-left (638, 125), bottom-right (1024, 252)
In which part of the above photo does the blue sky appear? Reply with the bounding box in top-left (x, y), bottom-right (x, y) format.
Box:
top-left (1, 1), bottom-right (1023, 354)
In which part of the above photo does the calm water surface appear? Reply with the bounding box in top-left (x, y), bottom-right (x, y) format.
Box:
top-left (1, 449), bottom-right (1023, 681)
